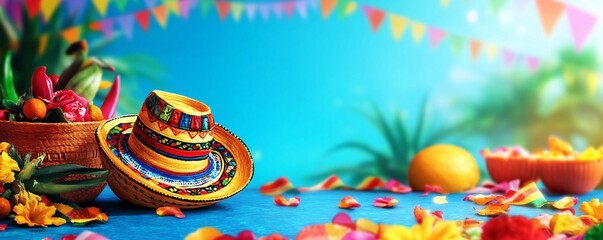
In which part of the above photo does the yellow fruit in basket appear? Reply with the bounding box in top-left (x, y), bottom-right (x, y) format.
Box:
top-left (22, 98), bottom-right (47, 120)
top-left (408, 144), bottom-right (480, 193)
top-left (549, 136), bottom-right (573, 156)
top-left (577, 147), bottom-right (602, 161)
top-left (89, 105), bottom-right (105, 121)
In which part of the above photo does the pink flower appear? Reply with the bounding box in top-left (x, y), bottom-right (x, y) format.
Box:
top-left (47, 90), bottom-right (90, 122)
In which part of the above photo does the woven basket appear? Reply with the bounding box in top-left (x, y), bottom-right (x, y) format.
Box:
top-left (0, 120), bottom-right (107, 203)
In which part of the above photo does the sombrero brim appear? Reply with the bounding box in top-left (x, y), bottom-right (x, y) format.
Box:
top-left (96, 115), bottom-right (253, 202)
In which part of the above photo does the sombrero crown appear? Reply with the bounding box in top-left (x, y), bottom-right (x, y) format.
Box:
top-left (97, 90), bottom-right (253, 209)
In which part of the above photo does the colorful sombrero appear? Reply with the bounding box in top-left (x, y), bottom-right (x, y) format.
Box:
top-left (96, 90), bottom-right (253, 209)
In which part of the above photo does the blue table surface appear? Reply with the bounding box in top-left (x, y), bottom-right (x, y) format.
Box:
top-left (2, 187), bottom-right (602, 240)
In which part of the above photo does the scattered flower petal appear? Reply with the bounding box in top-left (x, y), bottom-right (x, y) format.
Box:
top-left (342, 231), bottom-right (377, 240)
top-left (422, 184), bottom-right (445, 196)
top-left (185, 227), bottom-right (223, 240)
top-left (461, 217), bottom-right (482, 230)
top-left (258, 233), bottom-right (287, 240)
top-left (60, 234), bottom-right (77, 240)
top-left (475, 203), bottom-right (510, 216)
top-left (260, 177), bottom-right (295, 195)
top-left (274, 196), bottom-right (300, 207)
top-left (551, 212), bottom-right (589, 236)
top-left (481, 215), bottom-right (550, 240)
top-left (463, 194), bottom-right (505, 206)
top-left (325, 223), bottom-right (353, 239)
top-left (433, 196), bottom-right (448, 204)
top-left (74, 231), bottom-right (109, 240)
top-left (298, 175), bottom-right (344, 192)
top-left (384, 179), bottom-right (412, 194)
top-left (332, 212), bottom-right (355, 229)
top-left (339, 196), bottom-right (360, 209)
top-left (413, 205), bottom-right (443, 224)
top-left (156, 206), bottom-right (185, 218)
top-left (0, 224), bottom-right (6, 231)
top-left (579, 198), bottom-right (603, 224)
top-left (236, 230), bottom-right (256, 240)
top-left (373, 196), bottom-right (398, 208)
top-left (466, 179), bottom-right (520, 194)
top-left (354, 177), bottom-right (385, 191)
top-left (549, 197), bottom-right (578, 213)
top-left (382, 216), bottom-right (463, 240)
top-left (355, 218), bottom-right (378, 234)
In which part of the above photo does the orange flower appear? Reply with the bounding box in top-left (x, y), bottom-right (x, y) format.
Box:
top-left (579, 198), bottom-right (603, 224)
top-left (0, 142), bottom-right (10, 153)
top-left (12, 191), bottom-right (65, 227)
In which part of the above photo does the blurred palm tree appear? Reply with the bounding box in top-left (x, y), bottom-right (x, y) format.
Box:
top-left (449, 47), bottom-right (602, 149)
top-left (0, 4), bottom-right (165, 114)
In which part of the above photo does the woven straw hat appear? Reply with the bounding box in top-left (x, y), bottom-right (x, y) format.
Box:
top-left (96, 90), bottom-right (253, 209)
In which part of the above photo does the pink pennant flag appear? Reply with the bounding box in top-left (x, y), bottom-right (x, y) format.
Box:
top-left (144, 0), bottom-right (157, 8)
top-left (179, 0), bottom-right (198, 19)
top-left (245, 3), bottom-right (257, 21)
top-left (283, 1), bottom-right (295, 18)
top-left (503, 49), bottom-right (514, 67)
top-left (566, 6), bottom-right (597, 51)
top-left (296, 1), bottom-right (307, 19)
top-left (259, 3), bottom-right (270, 21)
top-left (7, 0), bottom-right (23, 30)
top-left (0, 0), bottom-right (6, 9)
top-left (273, 2), bottom-right (284, 19)
top-left (101, 19), bottom-right (113, 39)
top-left (117, 15), bottom-right (135, 39)
top-left (526, 56), bottom-right (539, 72)
top-left (428, 27), bottom-right (446, 48)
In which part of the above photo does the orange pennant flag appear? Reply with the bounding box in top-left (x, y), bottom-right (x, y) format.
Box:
top-left (40, 0), bottom-right (61, 22)
top-left (321, 0), bottom-right (338, 19)
top-left (535, 0), bottom-right (565, 36)
top-left (89, 21), bottom-right (103, 31)
top-left (470, 40), bottom-right (482, 62)
top-left (38, 34), bottom-right (48, 55)
top-left (92, 0), bottom-right (110, 16)
top-left (216, 1), bottom-right (231, 21)
top-left (361, 6), bottom-right (386, 32)
top-left (61, 27), bottom-right (81, 43)
top-left (153, 5), bottom-right (169, 28)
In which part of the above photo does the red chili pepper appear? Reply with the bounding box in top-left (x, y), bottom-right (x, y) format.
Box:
top-left (48, 74), bottom-right (59, 87)
top-left (31, 66), bottom-right (54, 101)
top-left (100, 75), bottom-right (120, 119)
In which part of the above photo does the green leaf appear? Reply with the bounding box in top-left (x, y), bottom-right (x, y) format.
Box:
top-left (15, 153), bottom-right (43, 181)
top-left (23, 177), bottom-right (107, 195)
top-left (0, 99), bottom-right (17, 111)
top-left (42, 108), bottom-right (71, 123)
top-left (7, 144), bottom-right (23, 168)
top-left (31, 164), bottom-right (108, 182)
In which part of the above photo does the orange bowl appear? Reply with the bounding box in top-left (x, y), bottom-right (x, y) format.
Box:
top-left (539, 160), bottom-right (603, 194)
top-left (485, 156), bottom-right (538, 185)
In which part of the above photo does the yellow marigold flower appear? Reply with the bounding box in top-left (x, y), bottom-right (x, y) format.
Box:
top-left (0, 152), bottom-right (20, 184)
top-left (0, 142), bottom-right (10, 153)
top-left (12, 193), bottom-right (66, 227)
top-left (14, 190), bottom-right (41, 206)
top-left (381, 216), bottom-right (464, 240)
top-left (580, 198), bottom-right (603, 224)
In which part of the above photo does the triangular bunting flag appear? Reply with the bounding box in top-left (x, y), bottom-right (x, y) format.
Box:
top-left (449, 34), bottom-right (464, 56)
top-left (101, 19), bottom-right (113, 39)
top-left (25, 0), bottom-right (41, 18)
top-left (114, 0), bottom-right (128, 11)
top-left (136, 10), bottom-right (151, 31)
top-left (344, 1), bottom-right (356, 16)
top-left (38, 34), bottom-right (48, 55)
top-left (485, 44), bottom-right (498, 61)
top-left (427, 27), bottom-right (446, 48)
top-left (410, 21), bottom-right (426, 43)
top-left (470, 39), bottom-right (482, 61)
top-left (526, 56), bottom-right (539, 72)
top-left (165, 0), bottom-right (180, 16)
top-left (389, 14), bottom-right (408, 41)
top-left (0, 0), bottom-right (6, 9)
top-left (201, 0), bottom-right (213, 16)
top-left (216, 1), bottom-right (231, 21)
top-left (440, 0), bottom-right (450, 7)
top-left (362, 6), bottom-right (385, 32)
top-left (92, 0), bottom-right (110, 16)
top-left (566, 5), bottom-right (597, 51)
top-left (321, 0), bottom-right (338, 19)
top-left (273, 2), bottom-right (284, 19)
top-left (535, 0), bottom-right (565, 36)
top-left (490, 0), bottom-right (508, 15)
top-left (7, 0), bottom-right (23, 30)
top-left (259, 3), bottom-right (270, 21)
top-left (179, 0), bottom-right (197, 19)
top-left (117, 15), bottom-right (135, 39)
top-left (296, 1), bottom-right (307, 19)
top-left (40, 0), bottom-right (61, 22)
top-left (61, 26), bottom-right (81, 43)
top-left (283, 1), bottom-right (295, 18)
top-left (152, 5), bottom-right (168, 28)
top-left (231, 2), bottom-right (244, 22)
top-left (89, 21), bottom-right (102, 31)
top-left (145, 0), bottom-right (158, 8)
top-left (503, 49), bottom-right (514, 67)
top-left (64, 0), bottom-right (86, 19)
top-left (245, 3), bottom-right (257, 21)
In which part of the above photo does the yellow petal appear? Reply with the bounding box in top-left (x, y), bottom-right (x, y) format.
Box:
top-left (52, 217), bottom-right (67, 226)
top-left (185, 227), bottom-right (223, 240)
top-left (381, 225), bottom-right (412, 240)
top-left (0, 142), bottom-right (10, 153)
top-left (99, 80), bottom-right (112, 90)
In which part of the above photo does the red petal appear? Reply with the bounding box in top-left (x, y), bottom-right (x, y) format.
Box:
top-left (156, 206), bottom-right (185, 218)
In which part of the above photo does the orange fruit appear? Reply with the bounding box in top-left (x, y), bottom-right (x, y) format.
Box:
top-left (89, 105), bottom-right (105, 121)
top-left (0, 197), bottom-right (11, 220)
top-left (22, 98), bottom-right (47, 121)
top-left (408, 144), bottom-right (480, 193)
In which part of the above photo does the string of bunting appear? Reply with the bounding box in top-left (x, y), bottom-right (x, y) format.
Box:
top-left (2, 0), bottom-right (557, 72)
top-left (440, 0), bottom-right (598, 52)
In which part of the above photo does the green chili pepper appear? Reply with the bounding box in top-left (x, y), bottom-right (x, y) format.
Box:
top-left (1, 52), bottom-right (19, 102)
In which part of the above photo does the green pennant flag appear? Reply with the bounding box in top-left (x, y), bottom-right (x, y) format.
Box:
top-left (490, 0), bottom-right (507, 15)
top-left (114, 0), bottom-right (128, 11)
top-left (201, 0), bottom-right (214, 16)
top-left (338, 0), bottom-right (350, 19)
top-left (449, 34), bottom-right (465, 57)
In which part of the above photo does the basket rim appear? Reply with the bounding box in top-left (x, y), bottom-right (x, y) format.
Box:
top-left (0, 119), bottom-right (105, 126)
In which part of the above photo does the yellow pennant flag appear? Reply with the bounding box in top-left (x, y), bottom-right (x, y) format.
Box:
top-left (92, 0), bottom-right (110, 16)
top-left (411, 21), bottom-right (426, 43)
top-left (486, 44), bottom-right (498, 61)
top-left (165, 0), bottom-right (180, 16)
top-left (441, 0), bottom-right (450, 7)
top-left (231, 2), bottom-right (244, 22)
top-left (61, 27), bottom-right (81, 43)
top-left (586, 71), bottom-right (599, 94)
top-left (389, 14), bottom-right (408, 41)
top-left (40, 0), bottom-right (61, 22)
top-left (38, 34), bottom-right (48, 55)
top-left (344, 1), bottom-right (357, 16)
